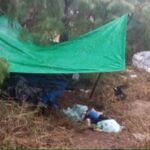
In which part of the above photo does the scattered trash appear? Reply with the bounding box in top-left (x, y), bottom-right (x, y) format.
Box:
top-left (120, 75), bottom-right (128, 80)
top-left (129, 74), bottom-right (137, 78)
top-left (125, 69), bottom-right (133, 73)
top-left (113, 86), bottom-right (127, 99)
top-left (72, 73), bottom-right (80, 81)
top-left (96, 119), bottom-right (122, 133)
top-left (132, 51), bottom-right (150, 73)
top-left (81, 107), bottom-right (123, 133)
top-left (63, 107), bottom-right (81, 121)
top-left (133, 133), bottom-right (150, 141)
top-left (63, 104), bottom-right (88, 122)
top-left (125, 69), bottom-right (138, 78)
top-left (80, 89), bottom-right (91, 93)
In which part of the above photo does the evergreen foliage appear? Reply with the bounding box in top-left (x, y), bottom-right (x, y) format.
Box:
top-left (0, 0), bottom-right (150, 60)
top-left (0, 58), bottom-right (8, 85)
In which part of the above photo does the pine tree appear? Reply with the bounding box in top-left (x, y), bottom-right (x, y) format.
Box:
top-left (0, 0), bottom-right (150, 51)
top-left (0, 0), bottom-right (96, 44)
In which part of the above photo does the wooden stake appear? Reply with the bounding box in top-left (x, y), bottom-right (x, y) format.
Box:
top-left (89, 73), bottom-right (102, 99)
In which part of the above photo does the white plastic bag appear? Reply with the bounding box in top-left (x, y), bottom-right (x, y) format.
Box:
top-left (132, 51), bottom-right (150, 72)
top-left (72, 73), bottom-right (80, 80)
top-left (96, 119), bottom-right (121, 133)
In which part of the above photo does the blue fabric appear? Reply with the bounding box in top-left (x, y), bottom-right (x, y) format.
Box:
top-left (86, 109), bottom-right (100, 121)
top-left (40, 81), bottom-right (66, 108)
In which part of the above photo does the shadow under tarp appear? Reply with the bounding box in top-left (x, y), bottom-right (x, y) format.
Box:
top-left (1, 73), bottom-right (73, 108)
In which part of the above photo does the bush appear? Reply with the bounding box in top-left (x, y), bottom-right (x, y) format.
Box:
top-left (0, 58), bottom-right (8, 85)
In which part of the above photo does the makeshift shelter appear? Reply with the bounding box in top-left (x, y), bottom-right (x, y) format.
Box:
top-left (0, 14), bottom-right (127, 106)
top-left (0, 15), bottom-right (127, 73)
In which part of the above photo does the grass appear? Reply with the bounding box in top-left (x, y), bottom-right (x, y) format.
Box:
top-left (0, 67), bottom-right (150, 148)
top-left (0, 101), bottom-right (74, 148)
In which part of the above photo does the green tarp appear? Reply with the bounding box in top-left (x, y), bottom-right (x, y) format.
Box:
top-left (0, 15), bottom-right (127, 74)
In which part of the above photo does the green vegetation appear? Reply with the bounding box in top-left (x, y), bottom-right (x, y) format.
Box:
top-left (0, 58), bottom-right (8, 85)
top-left (0, 0), bottom-right (150, 62)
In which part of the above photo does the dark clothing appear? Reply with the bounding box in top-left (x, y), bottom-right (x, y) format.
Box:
top-left (1, 73), bottom-right (68, 107)
top-left (113, 86), bottom-right (125, 96)
top-left (84, 109), bottom-right (109, 124)
top-left (85, 114), bottom-right (109, 124)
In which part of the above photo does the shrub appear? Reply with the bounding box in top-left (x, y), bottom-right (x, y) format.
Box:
top-left (0, 58), bottom-right (8, 85)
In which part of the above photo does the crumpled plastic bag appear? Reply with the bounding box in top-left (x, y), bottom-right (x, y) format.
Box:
top-left (63, 107), bottom-right (81, 121)
top-left (63, 104), bottom-right (88, 122)
top-left (96, 119), bottom-right (121, 133)
top-left (132, 51), bottom-right (150, 72)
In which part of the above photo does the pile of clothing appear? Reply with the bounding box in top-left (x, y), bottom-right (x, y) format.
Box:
top-left (1, 73), bottom-right (68, 108)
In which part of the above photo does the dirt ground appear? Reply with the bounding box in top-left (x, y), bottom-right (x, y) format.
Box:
top-left (70, 99), bottom-right (150, 149)
top-left (0, 67), bottom-right (150, 149)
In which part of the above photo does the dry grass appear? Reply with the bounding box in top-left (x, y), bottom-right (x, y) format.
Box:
top-left (98, 68), bottom-right (150, 148)
top-left (0, 101), bottom-right (74, 148)
top-left (0, 67), bottom-right (150, 148)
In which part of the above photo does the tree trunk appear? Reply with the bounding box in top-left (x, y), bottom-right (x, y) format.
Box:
top-left (60, 0), bottom-right (71, 42)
